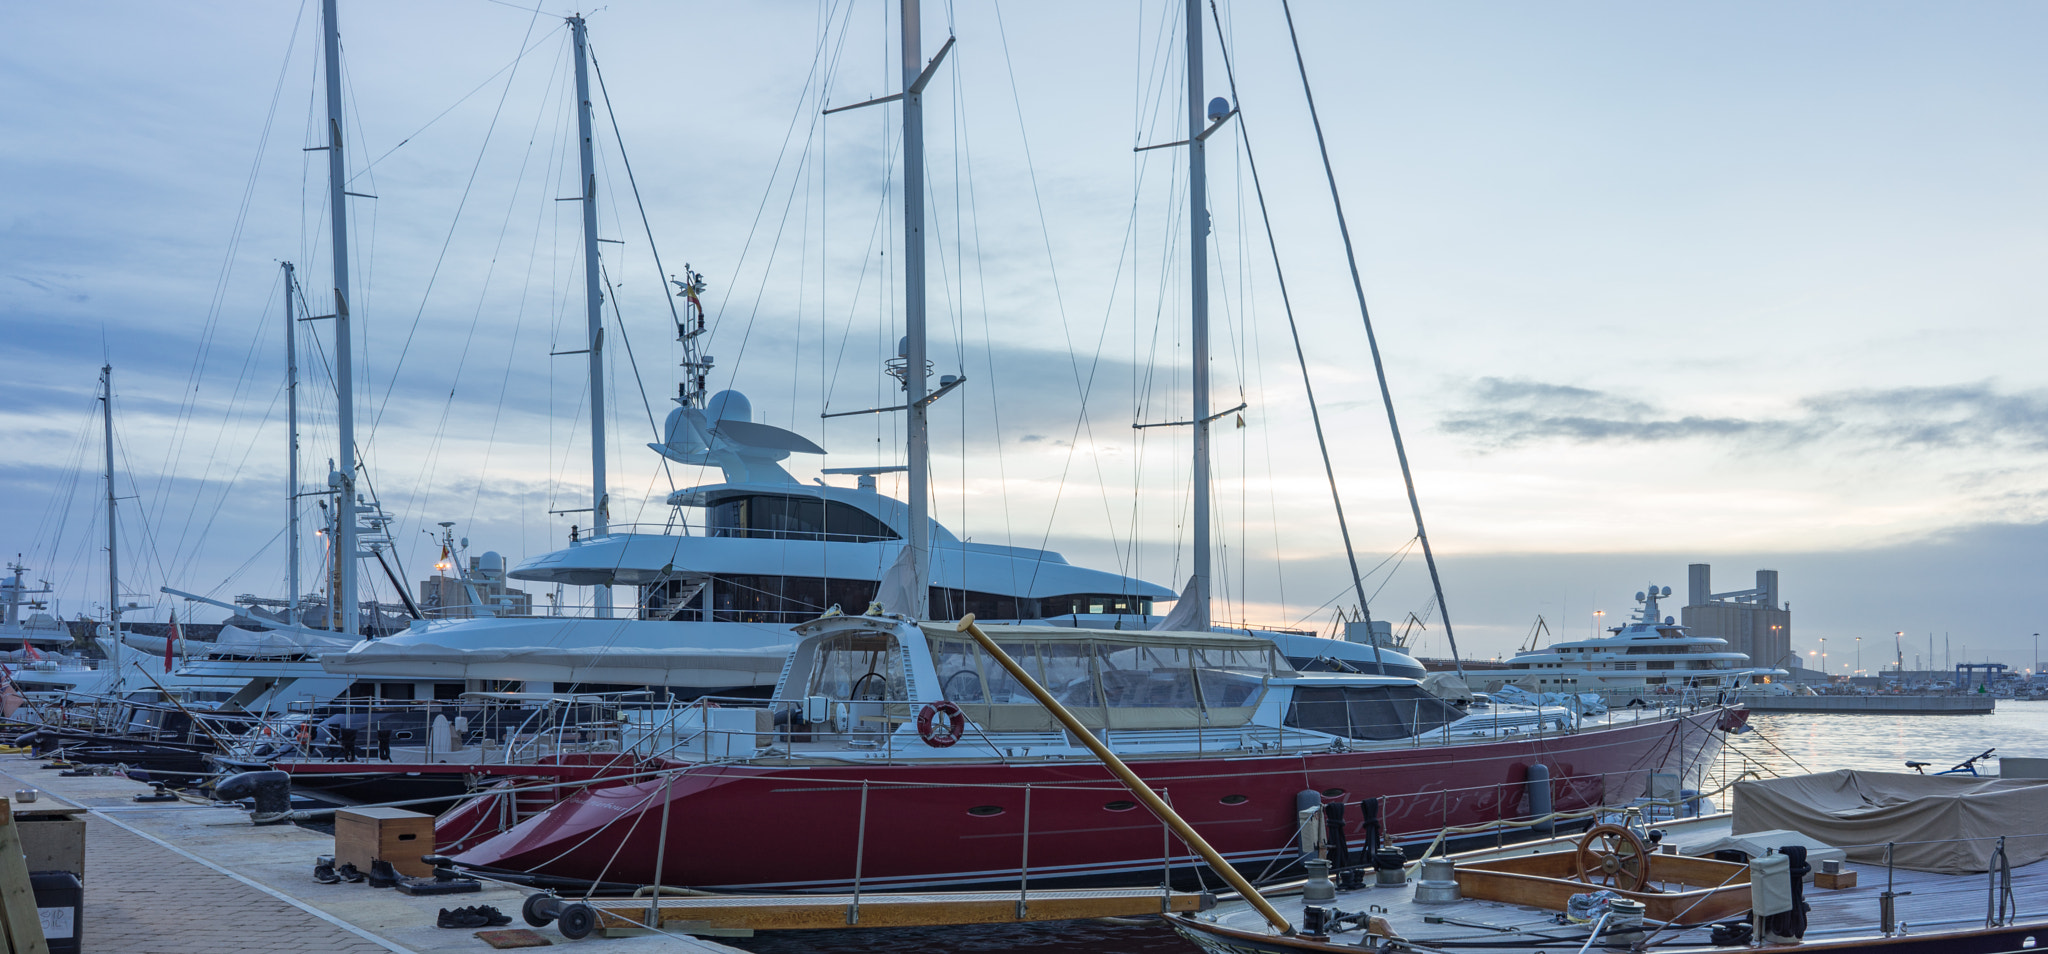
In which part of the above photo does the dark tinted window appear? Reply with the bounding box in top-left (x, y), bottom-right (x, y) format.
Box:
top-left (707, 495), bottom-right (897, 542)
top-left (1284, 686), bottom-right (1465, 740)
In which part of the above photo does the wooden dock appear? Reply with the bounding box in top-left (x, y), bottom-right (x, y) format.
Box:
top-left (584, 886), bottom-right (1212, 934)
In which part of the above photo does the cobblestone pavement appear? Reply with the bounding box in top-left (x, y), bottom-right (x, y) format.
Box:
top-left (82, 814), bottom-right (396, 954)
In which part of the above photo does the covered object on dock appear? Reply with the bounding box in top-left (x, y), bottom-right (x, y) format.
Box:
top-left (1732, 769), bottom-right (2048, 873)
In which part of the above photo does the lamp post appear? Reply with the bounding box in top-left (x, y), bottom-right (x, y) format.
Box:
top-left (1855, 636), bottom-right (1861, 677)
top-left (1593, 609), bottom-right (1604, 638)
top-left (1820, 637), bottom-right (1827, 679)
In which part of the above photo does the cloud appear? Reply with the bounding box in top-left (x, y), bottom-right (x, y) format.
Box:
top-left (1442, 376), bottom-right (2048, 454)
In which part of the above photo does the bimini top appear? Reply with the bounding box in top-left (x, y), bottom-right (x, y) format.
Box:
top-left (908, 620), bottom-right (1282, 653)
top-left (780, 614), bottom-right (1296, 734)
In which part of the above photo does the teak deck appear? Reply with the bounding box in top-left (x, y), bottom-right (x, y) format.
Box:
top-left (1457, 849), bottom-right (1754, 925)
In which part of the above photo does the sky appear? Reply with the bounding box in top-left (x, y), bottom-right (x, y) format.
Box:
top-left (4, 1), bottom-right (2046, 671)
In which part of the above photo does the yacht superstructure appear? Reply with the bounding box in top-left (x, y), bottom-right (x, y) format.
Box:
top-left (1499, 584), bottom-right (1785, 700)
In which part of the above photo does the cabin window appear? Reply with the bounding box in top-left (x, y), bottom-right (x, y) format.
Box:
top-left (1097, 644), bottom-right (1199, 709)
top-left (1195, 648), bottom-right (1271, 709)
top-left (809, 631), bottom-right (907, 702)
top-left (1041, 643), bottom-right (1102, 708)
top-left (1038, 594), bottom-right (1155, 618)
top-left (708, 495), bottom-right (898, 542)
top-left (1284, 686), bottom-right (1465, 741)
top-left (710, 575), bottom-right (878, 624)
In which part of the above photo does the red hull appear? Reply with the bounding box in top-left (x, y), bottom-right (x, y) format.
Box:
top-left (452, 710), bottom-right (1726, 890)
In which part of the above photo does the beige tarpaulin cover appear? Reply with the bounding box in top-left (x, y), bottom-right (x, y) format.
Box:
top-left (1731, 770), bottom-right (2048, 873)
top-left (1421, 671), bottom-right (1474, 703)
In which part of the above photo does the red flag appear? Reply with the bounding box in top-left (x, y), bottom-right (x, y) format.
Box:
top-left (20, 640), bottom-right (39, 662)
top-left (166, 610), bottom-right (180, 673)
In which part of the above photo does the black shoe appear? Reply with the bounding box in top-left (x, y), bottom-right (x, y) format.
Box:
top-left (313, 863), bottom-right (340, 884)
top-left (336, 863), bottom-right (366, 883)
top-left (475, 905), bottom-right (512, 926)
top-left (367, 860), bottom-right (399, 888)
top-left (436, 907), bottom-right (491, 929)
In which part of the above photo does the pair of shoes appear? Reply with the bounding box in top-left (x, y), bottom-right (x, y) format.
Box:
top-left (367, 860), bottom-right (399, 888)
top-left (436, 905), bottom-right (513, 929)
top-left (437, 907), bottom-right (490, 929)
top-left (335, 863), bottom-right (367, 883)
top-left (312, 864), bottom-right (340, 884)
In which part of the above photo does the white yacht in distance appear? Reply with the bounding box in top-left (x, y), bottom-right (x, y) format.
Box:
top-left (325, 389), bottom-right (1427, 695)
top-left (1495, 584), bottom-right (1785, 701)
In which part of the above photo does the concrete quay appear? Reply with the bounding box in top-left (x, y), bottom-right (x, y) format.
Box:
top-left (1744, 693), bottom-right (1995, 715)
top-left (0, 754), bottom-right (742, 954)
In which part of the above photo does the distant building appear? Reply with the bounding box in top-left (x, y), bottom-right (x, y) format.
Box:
top-left (1682, 564), bottom-right (1792, 670)
top-left (419, 551), bottom-right (531, 619)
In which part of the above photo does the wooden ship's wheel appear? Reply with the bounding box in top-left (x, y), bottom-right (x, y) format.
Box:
top-left (1574, 824), bottom-right (1649, 892)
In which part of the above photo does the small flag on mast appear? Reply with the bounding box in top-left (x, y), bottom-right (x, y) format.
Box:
top-left (166, 610), bottom-right (180, 673)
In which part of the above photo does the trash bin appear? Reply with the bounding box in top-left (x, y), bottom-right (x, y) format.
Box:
top-left (31, 871), bottom-right (81, 954)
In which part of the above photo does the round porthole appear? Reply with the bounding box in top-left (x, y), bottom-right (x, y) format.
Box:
top-left (1321, 788), bottom-right (1345, 799)
top-left (1220, 794), bottom-right (1249, 805)
top-left (1104, 800), bottom-right (1138, 812)
top-left (967, 805), bottom-right (1005, 817)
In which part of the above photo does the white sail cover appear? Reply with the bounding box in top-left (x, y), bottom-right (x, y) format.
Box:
top-left (1150, 577), bottom-right (1203, 632)
top-left (871, 545), bottom-right (921, 617)
top-left (1732, 770), bottom-right (2048, 873)
top-left (209, 623), bottom-right (356, 657)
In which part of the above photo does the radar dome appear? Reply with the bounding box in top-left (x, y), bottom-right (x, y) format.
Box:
top-left (1207, 97), bottom-right (1231, 122)
top-left (706, 390), bottom-right (752, 423)
top-left (1634, 591), bottom-right (1646, 602)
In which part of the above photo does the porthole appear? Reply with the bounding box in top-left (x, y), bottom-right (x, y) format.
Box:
top-left (1219, 794), bottom-right (1249, 805)
top-left (1321, 788), bottom-right (1345, 799)
top-left (1104, 800), bottom-right (1138, 812)
top-left (967, 805), bottom-right (1005, 817)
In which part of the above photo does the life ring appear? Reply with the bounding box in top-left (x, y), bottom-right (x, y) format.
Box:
top-left (296, 723), bottom-right (313, 748)
top-left (916, 701), bottom-right (966, 748)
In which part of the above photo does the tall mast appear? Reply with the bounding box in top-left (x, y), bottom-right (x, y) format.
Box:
top-left (1185, 0), bottom-right (1213, 632)
top-left (101, 365), bottom-right (123, 695)
top-left (321, 0), bottom-right (360, 638)
top-left (284, 262), bottom-right (302, 627)
top-left (900, 0), bottom-right (931, 618)
top-left (569, 14), bottom-right (611, 618)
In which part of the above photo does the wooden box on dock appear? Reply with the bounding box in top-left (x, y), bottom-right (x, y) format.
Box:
top-left (1814, 869), bottom-right (1857, 889)
top-left (14, 806), bottom-right (87, 880)
top-left (335, 807), bottom-right (435, 878)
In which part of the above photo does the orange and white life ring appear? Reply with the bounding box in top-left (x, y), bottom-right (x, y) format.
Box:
top-left (916, 701), bottom-right (966, 748)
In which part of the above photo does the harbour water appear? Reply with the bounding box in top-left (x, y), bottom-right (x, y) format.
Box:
top-left (732, 702), bottom-right (2048, 954)
top-left (1716, 698), bottom-right (2048, 781)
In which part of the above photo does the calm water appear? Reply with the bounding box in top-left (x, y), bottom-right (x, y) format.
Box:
top-left (728, 702), bottom-right (2048, 954)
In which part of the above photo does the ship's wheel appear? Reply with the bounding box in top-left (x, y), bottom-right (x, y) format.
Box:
top-left (1574, 824), bottom-right (1649, 892)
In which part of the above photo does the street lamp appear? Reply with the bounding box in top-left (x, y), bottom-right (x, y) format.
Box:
top-left (1855, 636), bottom-right (1861, 677)
top-left (1821, 637), bottom-right (1827, 678)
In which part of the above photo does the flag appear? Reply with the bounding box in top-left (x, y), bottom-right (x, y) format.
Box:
top-left (20, 641), bottom-right (38, 662)
top-left (166, 610), bottom-right (180, 673)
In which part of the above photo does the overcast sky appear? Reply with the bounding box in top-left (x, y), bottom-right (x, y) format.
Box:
top-left (5, 1), bottom-right (2046, 670)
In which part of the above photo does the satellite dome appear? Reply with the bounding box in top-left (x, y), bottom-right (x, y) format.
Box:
top-left (706, 390), bottom-right (752, 423)
top-left (1207, 96), bottom-right (1231, 122)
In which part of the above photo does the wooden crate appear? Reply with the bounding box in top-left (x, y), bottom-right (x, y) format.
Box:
top-left (1814, 870), bottom-right (1858, 890)
top-left (335, 807), bottom-right (435, 878)
top-left (15, 808), bottom-right (86, 881)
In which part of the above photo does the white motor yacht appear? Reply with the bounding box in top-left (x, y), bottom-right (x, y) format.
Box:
top-left (325, 390), bottom-right (1426, 695)
top-left (1496, 584), bottom-right (1785, 702)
